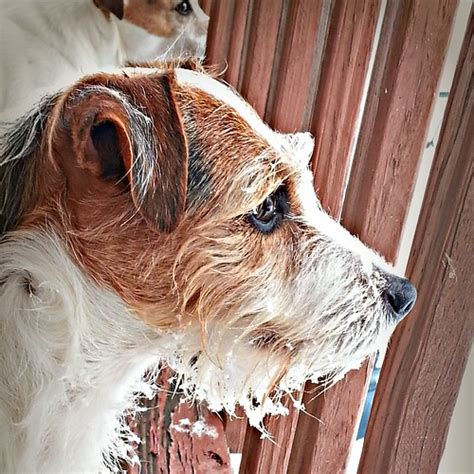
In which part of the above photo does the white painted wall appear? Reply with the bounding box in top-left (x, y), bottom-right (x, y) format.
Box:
top-left (439, 352), bottom-right (474, 474)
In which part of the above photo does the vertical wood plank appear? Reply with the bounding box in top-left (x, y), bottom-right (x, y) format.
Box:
top-left (200, 0), bottom-right (213, 16)
top-left (286, 1), bottom-right (458, 473)
top-left (264, 0), bottom-right (328, 131)
top-left (224, 0), bottom-right (252, 88)
top-left (342, 0), bottom-right (458, 263)
top-left (205, 1), bottom-right (235, 70)
top-left (311, 0), bottom-right (381, 219)
top-left (223, 407), bottom-right (248, 454)
top-left (359, 10), bottom-right (473, 472)
top-left (239, 3), bottom-right (334, 472)
top-left (238, 0), bottom-right (285, 116)
top-left (129, 368), bottom-right (231, 473)
top-left (287, 1), bottom-right (383, 470)
top-left (288, 368), bottom-right (372, 474)
top-left (240, 395), bottom-right (303, 474)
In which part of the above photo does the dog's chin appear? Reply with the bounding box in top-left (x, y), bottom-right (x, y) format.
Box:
top-left (158, 321), bottom-right (392, 430)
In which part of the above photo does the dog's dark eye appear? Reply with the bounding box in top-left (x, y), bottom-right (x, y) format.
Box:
top-left (248, 186), bottom-right (289, 234)
top-left (175, 0), bottom-right (192, 15)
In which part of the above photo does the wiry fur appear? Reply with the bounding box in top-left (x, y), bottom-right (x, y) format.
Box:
top-left (0, 94), bottom-right (59, 234)
top-left (0, 65), bottom-right (413, 472)
top-left (0, 232), bottom-right (163, 472)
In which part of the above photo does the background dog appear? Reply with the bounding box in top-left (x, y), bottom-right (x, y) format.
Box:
top-left (0, 0), bottom-right (208, 120)
top-left (0, 63), bottom-right (416, 472)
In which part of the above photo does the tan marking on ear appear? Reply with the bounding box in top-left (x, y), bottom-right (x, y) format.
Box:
top-left (124, 0), bottom-right (178, 37)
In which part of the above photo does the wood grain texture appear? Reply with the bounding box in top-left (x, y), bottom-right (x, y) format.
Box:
top-left (311, 0), bottom-right (381, 219)
top-left (359, 11), bottom-right (474, 473)
top-left (264, 0), bottom-right (327, 131)
top-left (224, 0), bottom-right (252, 88)
top-left (238, 0), bottom-right (285, 116)
top-left (285, 2), bottom-right (458, 472)
top-left (223, 407), bottom-right (247, 454)
top-left (239, 2), bottom-right (333, 471)
top-left (129, 368), bottom-right (231, 473)
top-left (341, 0), bottom-right (458, 263)
top-left (167, 403), bottom-right (231, 474)
top-left (128, 367), bottom-right (173, 474)
top-left (204, 1), bottom-right (235, 73)
top-left (288, 365), bottom-right (373, 474)
top-left (240, 393), bottom-right (303, 474)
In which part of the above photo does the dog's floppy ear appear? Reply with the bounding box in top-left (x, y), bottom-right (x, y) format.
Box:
top-left (61, 74), bottom-right (188, 233)
top-left (93, 0), bottom-right (124, 19)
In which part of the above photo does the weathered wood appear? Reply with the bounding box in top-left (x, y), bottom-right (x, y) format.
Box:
top-left (223, 407), bottom-right (247, 454)
top-left (204, 1), bottom-right (235, 73)
top-left (311, 0), bottom-right (381, 219)
top-left (288, 367), bottom-right (372, 474)
top-left (342, 0), bottom-right (458, 263)
top-left (240, 393), bottom-right (303, 474)
top-left (129, 367), bottom-right (173, 474)
top-left (239, 2), bottom-right (334, 471)
top-left (238, 0), bottom-right (285, 117)
top-left (264, 0), bottom-right (328, 131)
top-left (167, 402), bottom-right (231, 474)
top-left (359, 10), bottom-right (474, 473)
top-left (224, 0), bottom-right (252, 88)
top-left (130, 368), bottom-right (231, 473)
top-left (279, 1), bottom-right (383, 471)
top-left (286, 1), bottom-right (458, 473)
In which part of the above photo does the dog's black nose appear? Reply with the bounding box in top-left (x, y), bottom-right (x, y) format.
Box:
top-left (383, 275), bottom-right (417, 320)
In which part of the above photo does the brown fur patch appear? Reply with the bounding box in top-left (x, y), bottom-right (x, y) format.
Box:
top-left (124, 0), bottom-right (180, 37)
top-left (18, 68), bottom-right (302, 335)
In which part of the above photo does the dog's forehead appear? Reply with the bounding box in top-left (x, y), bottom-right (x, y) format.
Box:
top-left (175, 70), bottom-right (277, 143)
top-left (117, 67), bottom-right (313, 167)
top-left (175, 69), bottom-right (314, 167)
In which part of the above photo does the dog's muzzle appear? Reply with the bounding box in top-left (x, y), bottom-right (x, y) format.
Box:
top-left (382, 273), bottom-right (417, 320)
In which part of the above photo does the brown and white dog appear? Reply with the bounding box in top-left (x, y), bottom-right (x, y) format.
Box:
top-left (0, 0), bottom-right (208, 120)
top-left (0, 63), bottom-right (416, 472)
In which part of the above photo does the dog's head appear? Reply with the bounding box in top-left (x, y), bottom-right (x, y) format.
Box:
top-left (0, 65), bottom-right (416, 426)
top-left (94, 0), bottom-right (209, 60)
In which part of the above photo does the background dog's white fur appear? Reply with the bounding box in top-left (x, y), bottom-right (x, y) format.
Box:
top-left (0, 0), bottom-right (208, 120)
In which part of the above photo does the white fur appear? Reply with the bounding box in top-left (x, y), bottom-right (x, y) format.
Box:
top-left (176, 69), bottom-right (280, 146)
top-left (0, 68), bottom-right (409, 471)
top-left (0, 232), bottom-right (164, 472)
top-left (0, 0), bottom-right (208, 121)
top-left (0, 231), bottom-right (369, 470)
top-left (0, 221), bottom-right (395, 471)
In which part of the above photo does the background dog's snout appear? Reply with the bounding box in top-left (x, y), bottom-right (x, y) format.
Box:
top-left (383, 274), bottom-right (417, 320)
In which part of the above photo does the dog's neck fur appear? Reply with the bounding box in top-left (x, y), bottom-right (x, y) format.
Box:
top-left (0, 0), bottom-right (169, 121)
top-left (0, 231), bottom-right (167, 472)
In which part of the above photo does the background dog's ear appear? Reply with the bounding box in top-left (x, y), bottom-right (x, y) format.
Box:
top-left (62, 74), bottom-right (188, 233)
top-left (93, 0), bottom-right (124, 20)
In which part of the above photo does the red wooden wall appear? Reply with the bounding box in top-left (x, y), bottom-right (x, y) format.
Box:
top-left (133, 2), bottom-right (472, 472)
